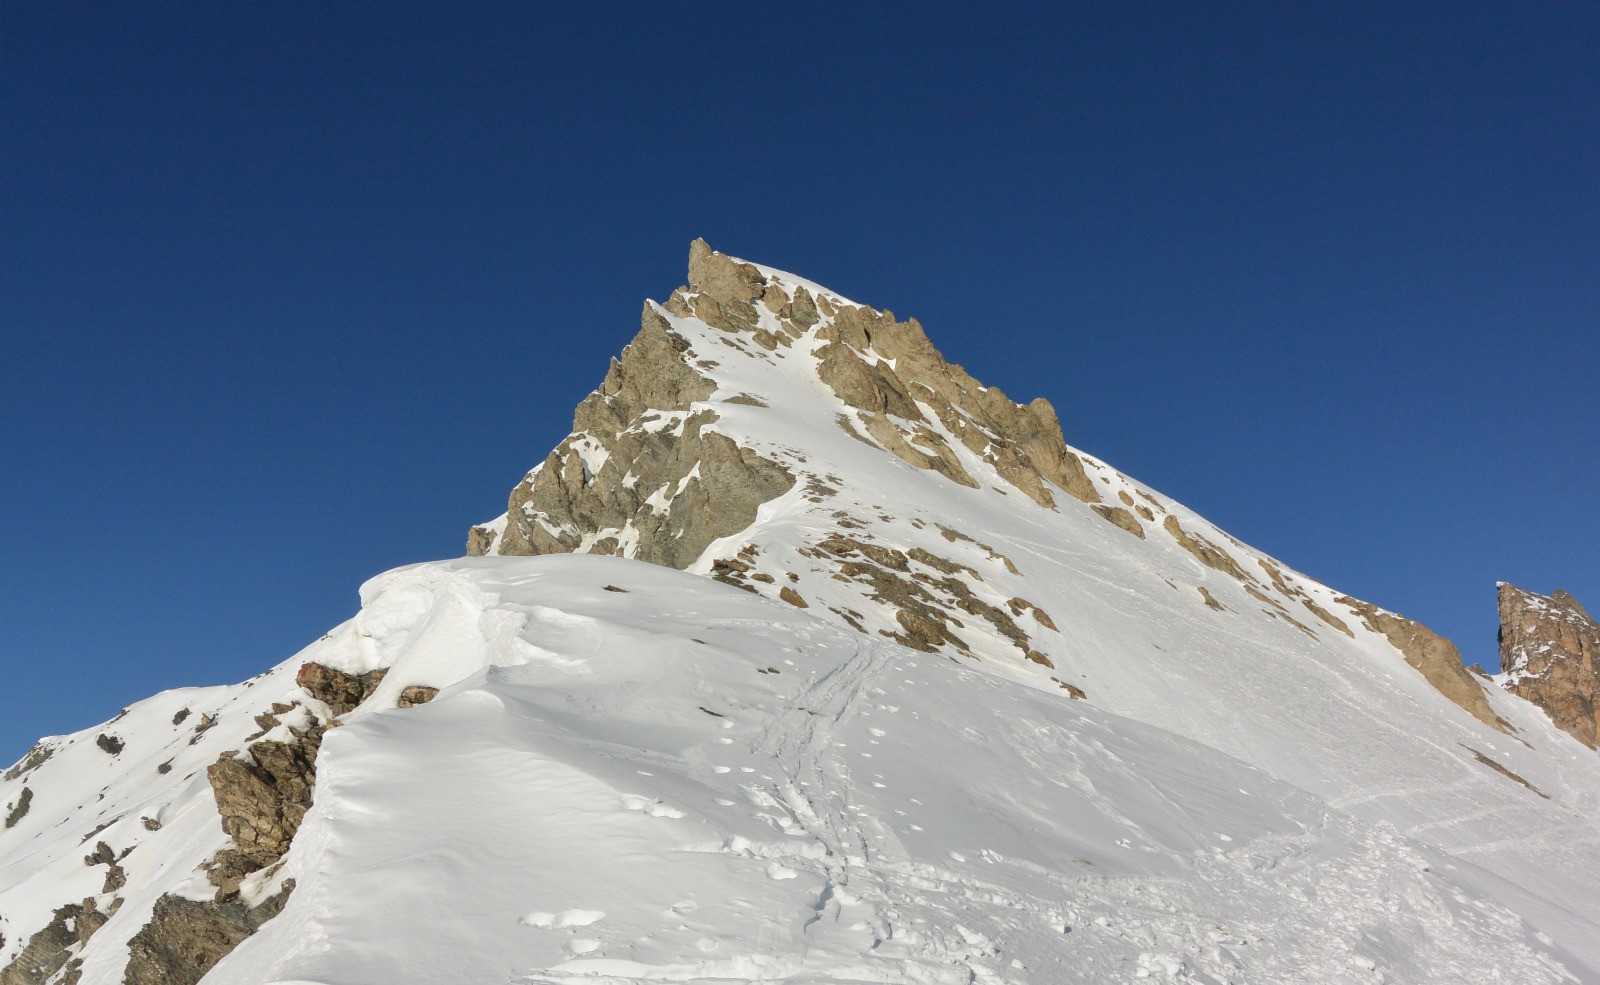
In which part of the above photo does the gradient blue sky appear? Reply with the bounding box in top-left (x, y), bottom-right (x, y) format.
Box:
top-left (4, 3), bottom-right (1596, 762)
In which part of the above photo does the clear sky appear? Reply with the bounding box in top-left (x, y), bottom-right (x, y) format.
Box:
top-left (3, 3), bottom-right (1596, 762)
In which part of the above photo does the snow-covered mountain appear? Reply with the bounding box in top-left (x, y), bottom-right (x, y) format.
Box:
top-left (5, 243), bottom-right (1599, 984)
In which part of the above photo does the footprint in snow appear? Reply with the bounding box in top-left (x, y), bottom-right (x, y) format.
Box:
top-left (622, 795), bottom-right (686, 818)
top-left (521, 909), bottom-right (606, 929)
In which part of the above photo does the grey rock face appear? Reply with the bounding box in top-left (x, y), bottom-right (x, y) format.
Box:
top-left (0, 897), bottom-right (113, 985)
top-left (122, 881), bottom-right (293, 985)
top-left (1500, 583), bottom-right (1600, 748)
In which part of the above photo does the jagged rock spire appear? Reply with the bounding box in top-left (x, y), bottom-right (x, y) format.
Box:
top-left (1500, 582), bottom-right (1600, 748)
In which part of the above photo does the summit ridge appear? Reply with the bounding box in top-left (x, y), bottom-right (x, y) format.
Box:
top-left (4, 242), bottom-right (1600, 984)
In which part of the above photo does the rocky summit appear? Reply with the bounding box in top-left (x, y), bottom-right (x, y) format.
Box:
top-left (5, 243), bottom-right (1600, 985)
top-left (470, 241), bottom-right (1510, 730)
top-left (1500, 583), bottom-right (1600, 748)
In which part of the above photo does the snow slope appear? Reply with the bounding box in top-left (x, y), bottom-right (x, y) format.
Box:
top-left (5, 557), bottom-right (1588, 984)
top-left (472, 244), bottom-right (1600, 962)
top-left (5, 244), bottom-right (1600, 983)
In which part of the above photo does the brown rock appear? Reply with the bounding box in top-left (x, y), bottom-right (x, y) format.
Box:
top-left (1092, 505), bottom-right (1146, 539)
top-left (1466, 747), bottom-right (1548, 798)
top-left (1337, 596), bottom-right (1510, 733)
top-left (467, 241), bottom-right (1106, 575)
top-left (295, 662), bottom-right (387, 717)
top-left (471, 325), bottom-right (794, 568)
top-left (122, 880), bottom-right (293, 985)
top-left (397, 685), bottom-right (440, 708)
top-left (1163, 517), bottom-right (1253, 583)
top-left (1499, 583), bottom-right (1600, 748)
top-left (1051, 678), bottom-right (1087, 699)
top-left (207, 729), bottom-right (322, 868)
top-left (1301, 598), bottom-right (1354, 638)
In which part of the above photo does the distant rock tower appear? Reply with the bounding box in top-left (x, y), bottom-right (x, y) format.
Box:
top-left (1499, 583), bottom-right (1600, 748)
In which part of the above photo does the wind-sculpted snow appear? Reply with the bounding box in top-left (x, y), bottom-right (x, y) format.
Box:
top-left (7, 557), bottom-right (1596, 982)
top-left (176, 558), bottom-right (1598, 982)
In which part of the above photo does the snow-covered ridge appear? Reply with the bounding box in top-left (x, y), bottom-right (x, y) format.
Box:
top-left (6, 242), bottom-right (1600, 983)
top-left (4, 557), bottom-right (1596, 983)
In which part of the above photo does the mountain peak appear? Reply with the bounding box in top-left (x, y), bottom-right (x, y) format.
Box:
top-left (467, 244), bottom-right (1511, 733)
top-left (8, 244), bottom-right (1600, 984)
top-left (468, 242), bottom-right (1105, 574)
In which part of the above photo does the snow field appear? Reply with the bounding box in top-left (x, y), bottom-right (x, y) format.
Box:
top-left (185, 556), bottom-right (1589, 984)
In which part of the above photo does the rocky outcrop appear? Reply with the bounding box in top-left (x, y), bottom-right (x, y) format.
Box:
top-left (0, 659), bottom-right (423, 985)
top-left (120, 718), bottom-right (322, 983)
top-left (793, 532), bottom-right (1051, 663)
top-left (674, 242), bottom-right (1100, 511)
top-left (117, 660), bottom-right (393, 985)
top-left (208, 729), bottom-right (322, 869)
top-left (295, 661), bottom-right (386, 717)
top-left (468, 240), bottom-right (1109, 568)
top-left (3, 745), bottom-right (52, 783)
top-left (1336, 597), bottom-right (1510, 733)
top-left (1093, 505), bottom-right (1145, 538)
top-left (1499, 583), bottom-right (1600, 749)
top-left (468, 302), bottom-right (794, 567)
top-left (2, 788), bottom-right (29, 830)
top-left (0, 843), bottom-right (129, 984)
top-left (1164, 516), bottom-right (1254, 583)
top-left (122, 882), bottom-right (293, 985)
top-left (397, 685), bottom-right (439, 708)
top-left (0, 897), bottom-right (115, 985)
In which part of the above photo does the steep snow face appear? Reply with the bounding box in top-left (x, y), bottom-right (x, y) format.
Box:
top-left (8, 557), bottom-right (1593, 984)
top-left (468, 242), bottom-right (1600, 946)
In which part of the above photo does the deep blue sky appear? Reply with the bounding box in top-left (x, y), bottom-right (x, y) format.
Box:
top-left (4, 4), bottom-right (1596, 762)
